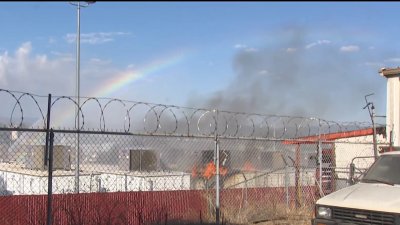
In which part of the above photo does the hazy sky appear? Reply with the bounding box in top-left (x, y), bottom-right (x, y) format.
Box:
top-left (0, 2), bottom-right (398, 124)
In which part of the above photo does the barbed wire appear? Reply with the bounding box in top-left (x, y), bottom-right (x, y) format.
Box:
top-left (0, 89), bottom-right (383, 139)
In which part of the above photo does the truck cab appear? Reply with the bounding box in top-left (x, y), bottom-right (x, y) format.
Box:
top-left (312, 151), bottom-right (400, 225)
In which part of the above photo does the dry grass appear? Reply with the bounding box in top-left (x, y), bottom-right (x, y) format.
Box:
top-left (152, 204), bottom-right (312, 225)
top-left (220, 201), bottom-right (313, 225)
top-left (189, 191), bottom-right (314, 225)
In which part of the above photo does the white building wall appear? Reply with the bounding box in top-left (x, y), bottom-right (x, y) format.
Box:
top-left (223, 169), bottom-right (315, 189)
top-left (0, 171), bottom-right (102, 195)
top-left (0, 170), bottom-right (190, 195)
top-left (386, 77), bottom-right (400, 146)
top-left (334, 134), bottom-right (387, 179)
top-left (99, 172), bottom-right (191, 192)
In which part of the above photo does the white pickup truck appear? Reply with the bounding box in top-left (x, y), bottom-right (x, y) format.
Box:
top-left (312, 151), bottom-right (400, 225)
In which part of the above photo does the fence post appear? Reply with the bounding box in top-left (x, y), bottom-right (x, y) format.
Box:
top-left (75, 118), bottom-right (80, 193)
top-left (318, 120), bottom-right (322, 197)
top-left (349, 162), bottom-right (355, 185)
top-left (47, 130), bottom-right (54, 225)
top-left (214, 109), bottom-right (220, 225)
top-left (44, 94), bottom-right (52, 169)
top-left (284, 151), bottom-right (289, 208)
top-left (45, 93), bottom-right (53, 225)
top-left (295, 144), bottom-right (301, 207)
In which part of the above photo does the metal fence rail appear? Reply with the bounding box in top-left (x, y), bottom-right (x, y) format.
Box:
top-left (0, 89), bottom-right (390, 225)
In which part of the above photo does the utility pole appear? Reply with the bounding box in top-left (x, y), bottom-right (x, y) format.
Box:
top-left (363, 93), bottom-right (378, 160)
top-left (69, 1), bottom-right (96, 193)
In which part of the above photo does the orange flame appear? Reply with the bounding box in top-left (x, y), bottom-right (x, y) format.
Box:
top-left (190, 161), bottom-right (228, 180)
top-left (203, 162), bottom-right (216, 179)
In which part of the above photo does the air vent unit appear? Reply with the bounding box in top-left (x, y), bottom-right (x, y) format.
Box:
top-left (25, 145), bottom-right (71, 170)
top-left (129, 149), bottom-right (158, 171)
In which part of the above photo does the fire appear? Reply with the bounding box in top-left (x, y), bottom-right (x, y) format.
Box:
top-left (192, 161), bottom-right (228, 180)
top-left (203, 162), bottom-right (215, 179)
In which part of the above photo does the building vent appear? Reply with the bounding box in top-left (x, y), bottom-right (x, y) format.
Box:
top-left (129, 149), bottom-right (158, 171)
top-left (25, 145), bottom-right (71, 170)
top-left (118, 149), bottom-right (130, 171)
top-left (52, 145), bottom-right (71, 170)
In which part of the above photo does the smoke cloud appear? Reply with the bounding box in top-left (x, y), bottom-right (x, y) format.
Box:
top-left (188, 27), bottom-right (388, 122)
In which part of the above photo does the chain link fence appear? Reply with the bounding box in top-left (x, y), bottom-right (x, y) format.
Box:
top-left (0, 89), bottom-right (390, 225)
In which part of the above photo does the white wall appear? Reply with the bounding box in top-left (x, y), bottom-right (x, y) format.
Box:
top-left (334, 134), bottom-right (387, 179)
top-left (0, 170), bottom-right (191, 195)
top-left (223, 168), bottom-right (315, 189)
top-left (386, 77), bottom-right (400, 146)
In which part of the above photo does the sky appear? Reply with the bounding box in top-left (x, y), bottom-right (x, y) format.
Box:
top-left (0, 2), bottom-right (399, 126)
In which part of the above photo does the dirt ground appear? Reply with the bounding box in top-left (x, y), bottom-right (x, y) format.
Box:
top-left (222, 208), bottom-right (313, 225)
top-left (245, 215), bottom-right (311, 225)
top-left (247, 219), bottom-right (310, 225)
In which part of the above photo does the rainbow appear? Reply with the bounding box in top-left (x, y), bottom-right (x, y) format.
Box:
top-left (51, 50), bottom-right (189, 128)
top-left (90, 50), bottom-right (187, 98)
